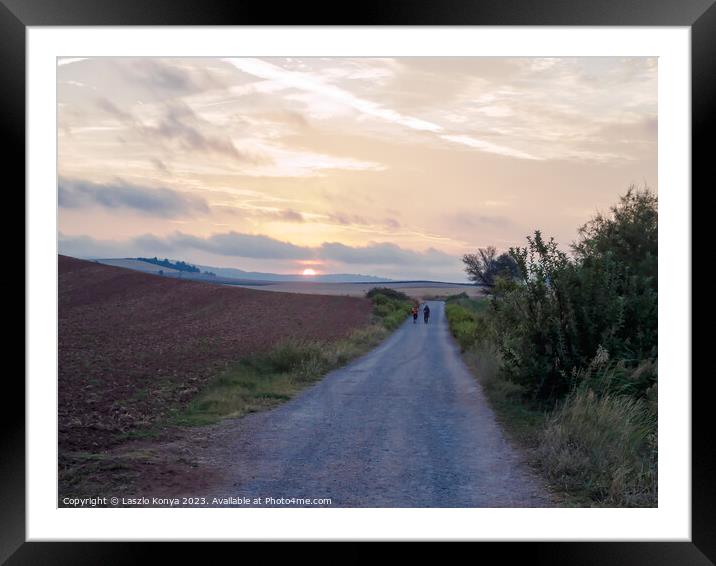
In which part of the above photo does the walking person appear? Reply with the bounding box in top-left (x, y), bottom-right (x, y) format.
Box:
top-left (412, 305), bottom-right (418, 324)
top-left (423, 303), bottom-right (431, 324)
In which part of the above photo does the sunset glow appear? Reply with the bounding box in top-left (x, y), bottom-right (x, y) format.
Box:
top-left (58, 57), bottom-right (657, 280)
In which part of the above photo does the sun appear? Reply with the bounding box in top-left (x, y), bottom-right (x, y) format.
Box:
top-left (302, 268), bottom-right (317, 276)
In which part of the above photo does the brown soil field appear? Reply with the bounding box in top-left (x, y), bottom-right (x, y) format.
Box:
top-left (58, 255), bottom-right (372, 454)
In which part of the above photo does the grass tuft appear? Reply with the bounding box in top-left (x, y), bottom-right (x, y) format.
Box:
top-left (537, 387), bottom-right (657, 506)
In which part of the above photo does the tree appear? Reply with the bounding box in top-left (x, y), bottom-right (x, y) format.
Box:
top-left (462, 246), bottom-right (519, 288)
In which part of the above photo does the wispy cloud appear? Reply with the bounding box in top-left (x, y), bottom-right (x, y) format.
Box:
top-left (224, 57), bottom-right (539, 161)
top-left (440, 134), bottom-right (540, 161)
top-left (96, 97), bottom-right (266, 163)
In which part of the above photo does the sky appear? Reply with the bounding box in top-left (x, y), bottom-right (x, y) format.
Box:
top-left (57, 57), bottom-right (657, 281)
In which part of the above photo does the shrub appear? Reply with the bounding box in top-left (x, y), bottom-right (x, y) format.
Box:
top-left (452, 187), bottom-right (658, 506)
top-left (366, 287), bottom-right (410, 302)
top-left (367, 288), bottom-right (413, 330)
top-left (372, 302), bottom-right (394, 318)
top-left (472, 186), bottom-right (658, 401)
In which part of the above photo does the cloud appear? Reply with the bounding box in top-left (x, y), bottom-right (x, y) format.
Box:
top-left (58, 233), bottom-right (130, 258)
top-left (223, 57), bottom-right (537, 161)
top-left (276, 209), bottom-right (305, 222)
top-left (150, 157), bottom-right (170, 173)
top-left (59, 230), bottom-right (457, 268)
top-left (96, 98), bottom-right (134, 124)
top-left (58, 178), bottom-right (209, 218)
top-left (119, 59), bottom-right (226, 95)
top-left (169, 231), bottom-right (310, 259)
top-left (318, 241), bottom-right (455, 266)
top-left (449, 212), bottom-right (512, 228)
top-left (151, 102), bottom-right (242, 159)
top-left (224, 58), bottom-right (442, 133)
top-left (58, 231), bottom-right (310, 261)
top-left (57, 58), bottom-right (88, 67)
top-left (440, 134), bottom-right (540, 161)
top-left (327, 212), bottom-right (369, 226)
top-left (95, 97), bottom-right (265, 163)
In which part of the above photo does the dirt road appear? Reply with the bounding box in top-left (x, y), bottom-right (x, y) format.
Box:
top-left (194, 301), bottom-right (551, 507)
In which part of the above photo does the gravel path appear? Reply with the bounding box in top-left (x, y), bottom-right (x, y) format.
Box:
top-left (201, 301), bottom-right (552, 507)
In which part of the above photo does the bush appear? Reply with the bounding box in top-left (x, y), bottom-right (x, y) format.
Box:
top-left (450, 187), bottom-right (658, 506)
top-left (537, 386), bottom-right (657, 506)
top-left (367, 288), bottom-right (413, 330)
top-left (366, 287), bottom-right (410, 302)
top-left (475, 186), bottom-right (658, 401)
top-left (446, 291), bottom-right (469, 301)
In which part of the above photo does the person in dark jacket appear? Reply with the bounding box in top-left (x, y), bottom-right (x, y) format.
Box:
top-left (423, 303), bottom-right (430, 324)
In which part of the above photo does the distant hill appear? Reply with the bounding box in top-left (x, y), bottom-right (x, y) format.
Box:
top-left (92, 256), bottom-right (392, 283)
top-left (194, 263), bottom-right (391, 283)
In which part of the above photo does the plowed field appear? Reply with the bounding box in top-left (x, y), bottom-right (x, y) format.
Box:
top-left (58, 255), bottom-right (372, 453)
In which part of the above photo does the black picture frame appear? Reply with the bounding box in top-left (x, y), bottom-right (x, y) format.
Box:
top-left (6, 0), bottom-right (708, 562)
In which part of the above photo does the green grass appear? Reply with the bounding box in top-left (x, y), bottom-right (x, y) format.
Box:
top-left (444, 296), bottom-right (490, 351)
top-left (369, 289), bottom-right (414, 330)
top-left (168, 326), bottom-right (389, 427)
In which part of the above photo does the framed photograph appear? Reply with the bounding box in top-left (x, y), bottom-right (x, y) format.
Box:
top-left (8, 0), bottom-right (709, 561)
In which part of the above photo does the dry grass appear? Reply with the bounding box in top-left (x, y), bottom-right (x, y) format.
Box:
top-left (537, 388), bottom-right (657, 507)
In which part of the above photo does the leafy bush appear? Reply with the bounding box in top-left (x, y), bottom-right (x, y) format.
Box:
top-left (480, 186), bottom-right (658, 401)
top-left (450, 186), bottom-right (658, 506)
top-left (366, 287), bottom-right (410, 302)
top-left (367, 288), bottom-right (413, 330)
top-left (446, 292), bottom-right (469, 301)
